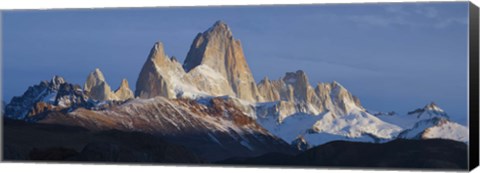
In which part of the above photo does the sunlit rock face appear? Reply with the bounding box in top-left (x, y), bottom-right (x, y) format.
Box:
top-left (114, 79), bottom-right (134, 100)
top-left (183, 21), bottom-right (262, 102)
top-left (83, 68), bottom-right (117, 101)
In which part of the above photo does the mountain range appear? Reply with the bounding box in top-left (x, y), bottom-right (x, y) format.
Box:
top-left (3, 21), bottom-right (469, 163)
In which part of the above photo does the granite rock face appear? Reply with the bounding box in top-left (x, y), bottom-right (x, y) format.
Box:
top-left (135, 42), bottom-right (183, 99)
top-left (84, 68), bottom-right (117, 101)
top-left (135, 41), bottom-right (234, 99)
top-left (114, 79), bottom-right (134, 100)
top-left (257, 76), bottom-right (281, 102)
top-left (84, 68), bottom-right (133, 101)
top-left (183, 21), bottom-right (262, 102)
top-left (135, 21), bottom-right (261, 102)
top-left (133, 21), bottom-right (366, 120)
top-left (256, 70), bottom-right (365, 123)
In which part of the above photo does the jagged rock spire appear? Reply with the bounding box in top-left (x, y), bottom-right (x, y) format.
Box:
top-left (84, 68), bottom-right (106, 92)
top-left (114, 79), bottom-right (134, 100)
top-left (135, 42), bottom-right (183, 99)
top-left (182, 20), bottom-right (262, 102)
top-left (183, 20), bottom-right (235, 73)
top-left (84, 68), bottom-right (132, 101)
top-left (282, 70), bottom-right (316, 103)
top-left (258, 76), bottom-right (281, 102)
top-left (84, 68), bottom-right (117, 101)
top-left (256, 70), bottom-right (366, 122)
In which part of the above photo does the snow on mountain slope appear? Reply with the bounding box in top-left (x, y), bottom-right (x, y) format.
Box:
top-left (253, 69), bottom-right (404, 147)
top-left (373, 112), bottom-right (419, 129)
top-left (407, 102), bottom-right (449, 120)
top-left (135, 41), bottom-right (239, 101)
top-left (4, 76), bottom-right (92, 120)
top-left (256, 112), bottom-right (324, 143)
top-left (196, 95), bottom-right (257, 119)
top-left (422, 120), bottom-right (468, 142)
top-left (255, 99), bottom-right (402, 147)
top-left (377, 102), bottom-right (468, 143)
top-left (311, 108), bottom-right (402, 140)
top-left (180, 64), bottom-right (234, 98)
top-left (398, 117), bottom-right (468, 142)
top-left (39, 97), bottom-right (294, 161)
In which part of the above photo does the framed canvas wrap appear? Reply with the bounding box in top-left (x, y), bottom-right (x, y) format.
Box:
top-left (1, 1), bottom-right (479, 171)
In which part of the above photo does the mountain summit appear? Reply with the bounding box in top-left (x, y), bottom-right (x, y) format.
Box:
top-left (135, 42), bottom-right (184, 99)
top-left (114, 79), bottom-right (134, 100)
top-left (183, 20), bottom-right (262, 102)
top-left (183, 20), bottom-right (234, 72)
top-left (84, 68), bottom-right (133, 101)
top-left (135, 21), bottom-right (262, 102)
top-left (408, 102), bottom-right (449, 119)
top-left (398, 103), bottom-right (467, 142)
top-left (5, 76), bottom-right (91, 120)
top-left (84, 68), bottom-right (117, 101)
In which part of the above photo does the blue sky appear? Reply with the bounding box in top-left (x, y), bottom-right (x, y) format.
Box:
top-left (2, 2), bottom-right (469, 124)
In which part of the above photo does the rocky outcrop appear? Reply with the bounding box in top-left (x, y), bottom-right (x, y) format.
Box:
top-left (135, 42), bottom-right (184, 99)
top-left (257, 77), bottom-right (281, 102)
top-left (135, 41), bottom-right (235, 99)
top-left (84, 68), bottom-right (117, 101)
top-left (318, 81), bottom-right (364, 115)
top-left (183, 21), bottom-right (262, 102)
top-left (114, 79), bottom-right (134, 100)
top-left (84, 68), bottom-right (132, 101)
top-left (4, 76), bottom-right (91, 120)
top-left (135, 21), bottom-right (262, 102)
top-left (256, 70), bottom-right (365, 123)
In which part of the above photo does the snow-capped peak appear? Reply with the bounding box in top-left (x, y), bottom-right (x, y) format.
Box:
top-left (424, 102), bottom-right (444, 112)
top-left (4, 76), bottom-right (91, 120)
top-left (408, 102), bottom-right (449, 120)
top-left (50, 75), bottom-right (66, 88)
top-left (398, 117), bottom-right (468, 143)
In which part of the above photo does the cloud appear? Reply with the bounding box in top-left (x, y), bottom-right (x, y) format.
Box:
top-left (347, 4), bottom-right (465, 29)
top-left (434, 17), bottom-right (468, 29)
top-left (417, 7), bottom-right (439, 18)
top-left (348, 15), bottom-right (414, 28)
top-left (385, 5), bottom-right (439, 18)
top-left (385, 5), bottom-right (410, 16)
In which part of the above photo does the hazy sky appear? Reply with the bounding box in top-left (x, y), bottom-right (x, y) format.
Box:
top-left (2, 2), bottom-right (469, 124)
